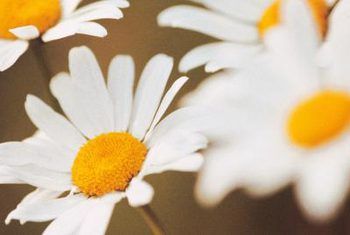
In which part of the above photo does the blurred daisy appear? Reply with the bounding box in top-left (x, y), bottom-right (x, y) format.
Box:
top-left (0, 0), bottom-right (129, 71)
top-left (191, 0), bottom-right (350, 222)
top-left (158, 0), bottom-right (333, 73)
top-left (0, 46), bottom-right (209, 234)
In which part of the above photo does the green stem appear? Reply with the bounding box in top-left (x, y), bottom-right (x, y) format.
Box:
top-left (138, 205), bottom-right (166, 235)
top-left (31, 39), bottom-right (52, 81)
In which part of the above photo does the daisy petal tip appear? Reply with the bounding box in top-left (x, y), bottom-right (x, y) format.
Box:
top-left (70, 45), bottom-right (92, 56)
top-left (154, 53), bottom-right (174, 64)
top-left (195, 186), bottom-right (221, 208)
top-left (178, 76), bottom-right (190, 84)
top-left (4, 217), bottom-right (11, 225)
top-left (25, 94), bottom-right (38, 104)
top-left (126, 180), bottom-right (154, 207)
top-left (5, 211), bottom-right (15, 225)
top-left (205, 63), bottom-right (220, 73)
top-left (112, 54), bottom-right (133, 63)
top-left (123, 1), bottom-right (130, 8)
top-left (178, 63), bottom-right (190, 74)
top-left (157, 7), bottom-right (179, 27)
top-left (10, 25), bottom-right (40, 40)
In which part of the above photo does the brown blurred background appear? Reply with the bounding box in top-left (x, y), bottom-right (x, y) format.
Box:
top-left (0, 0), bottom-right (350, 234)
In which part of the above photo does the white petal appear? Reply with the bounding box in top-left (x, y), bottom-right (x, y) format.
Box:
top-left (192, 0), bottom-right (265, 22)
top-left (146, 76), bottom-right (188, 136)
top-left (158, 5), bottom-right (258, 43)
top-left (196, 131), bottom-right (297, 206)
top-left (146, 130), bottom-right (207, 166)
top-left (42, 21), bottom-right (80, 42)
top-left (264, 0), bottom-right (320, 86)
top-left (76, 22), bottom-right (107, 37)
top-left (10, 25), bottom-right (39, 40)
top-left (51, 73), bottom-right (106, 138)
top-left (320, 0), bottom-right (350, 89)
top-left (107, 55), bottom-right (135, 132)
top-left (165, 153), bottom-right (203, 172)
top-left (60, 0), bottom-right (83, 16)
top-left (130, 54), bottom-right (173, 140)
top-left (204, 45), bottom-right (262, 72)
top-left (50, 49), bottom-right (114, 138)
top-left (296, 159), bottom-right (350, 222)
top-left (179, 43), bottom-right (222, 73)
top-left (147, 153), bottom-right (203, 175)
top-left (42, 22), bottom-right (107, 42)
top-left (68, 4), bottom-right (123, 22)
top-left (78, 200), bottom-right (116, 235)
top-left (195, 152), bottom-right (237, 207)
top-left (24, 95), bottom-right (86, 151)
top-left (0, 40), bottom-right (28, 71)
top-left (0, 166), bottom-right (23, 184)
top-left (105, 0), bottom-right (130, 8)
top-left (7, 195), bottom-right (84, 224)
top-left (145, 107), bottom-right (213, 147)
top-left (179, 42), bottom-right (262, 72)
top-left (126, 179), bottom-right (154, 207)
top-left (9, 165), bottom-right (71, 191)
top-left (68, 46), bottom-right (114, 133)
top-left (0, 141), bottom-right (74, 172)
top-left (19, 188), bottom-right (62, 205)
top-left (43, 199), bottom-right (91, 235)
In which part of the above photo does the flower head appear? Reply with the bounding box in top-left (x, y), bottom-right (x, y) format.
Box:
top-left (186, 0), bottom-right (350, 222)
top-left (158, 0), bottom-right (332, 73)
top-left (0, 46), bottom-right (210, 233)
top-left (0, 0), bottom-right (129, 71)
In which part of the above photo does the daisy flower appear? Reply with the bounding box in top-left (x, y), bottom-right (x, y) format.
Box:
top-left (0, 46), bottom-right (210, 234)
top-left (158, 0), bottom-right (334, 73)
top-left (0, 0), bottom-right (129, 71)
top-left (190, 0), bottom-right (350, 222)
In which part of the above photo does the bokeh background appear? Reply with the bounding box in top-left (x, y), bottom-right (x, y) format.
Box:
top-left (0, 0), bottom-right (350, 234)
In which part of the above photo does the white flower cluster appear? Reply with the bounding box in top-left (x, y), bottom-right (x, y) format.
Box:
top-left (0, 0), bottom-right (349, 234)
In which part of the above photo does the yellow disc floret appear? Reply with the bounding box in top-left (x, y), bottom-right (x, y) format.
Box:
top-left (0, 0), bottom-right (61, 39)
top-left (287, 91), bottom-right (350, 148)
top-left (72, 132), bottom-right (147, 197)
top-left (258, 0), bottom-right (329, 38)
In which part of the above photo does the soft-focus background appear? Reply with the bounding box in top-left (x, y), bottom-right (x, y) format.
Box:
top-left (0, 1), bottom-right (350, 234)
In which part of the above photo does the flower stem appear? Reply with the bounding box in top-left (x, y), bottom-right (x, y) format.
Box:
top-left (31, 39), bottom-right (62, 110)
top-left (31, 39), bottom-right (52, 80)
top-left (138, 205), bottom-right (166, 235)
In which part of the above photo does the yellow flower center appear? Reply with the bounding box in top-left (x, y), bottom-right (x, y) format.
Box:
top-left (258, 0), bottom-right (329, 38)
top-left (72, 133), bottom-right (147, 197)
top-left (287, 91), bottom-right (350, 148)
top-left (0, 0), bottom-right (61, 39)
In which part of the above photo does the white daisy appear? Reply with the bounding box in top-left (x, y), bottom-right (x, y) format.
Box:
top-left (158, 0), bottom-right (334, 73)
top-left (191, 0), bottom-right (350, 222)
top-left (0, 46), bottom-right (212, 234)
top-left (0, 0), bottom-right (129, 71)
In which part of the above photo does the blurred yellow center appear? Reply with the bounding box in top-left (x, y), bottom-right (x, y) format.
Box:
top-left (287, 91), bottom-right (350, 148)
top-left (258, 0), bottom-right (329, 37)
top-left (0, 0), bottom-right (61, 39)
top-left (72, 133), bottom-right (147, 197)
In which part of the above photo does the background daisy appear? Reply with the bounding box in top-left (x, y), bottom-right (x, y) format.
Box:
top-left (192, 0), bottom-right (350, 222)
top-left (0, 46), bottom-right (215, 234)
top-left (0, 0), bottom-right (129, 71)
top-left (158, 0), bottom-right (333, 73)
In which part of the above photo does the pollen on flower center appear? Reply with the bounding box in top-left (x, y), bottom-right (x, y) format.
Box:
top-left (72, 132), bottom-right (147, 197)
top-left (258, 0), bottom-right (329, 38)
top-left (287, 91), bottom-right (350, 148)
top-left (0, 0), bottom-right (61, 39)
